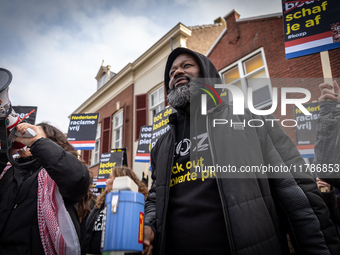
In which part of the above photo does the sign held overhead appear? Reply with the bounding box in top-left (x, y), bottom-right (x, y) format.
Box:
top-left (282, 0), bottom-right (340, 59)
top-left (67, 113), bottom-right (99, 150)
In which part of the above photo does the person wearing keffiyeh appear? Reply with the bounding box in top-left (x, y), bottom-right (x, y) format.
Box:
top-left (0, 122), bottom-right (90, 255)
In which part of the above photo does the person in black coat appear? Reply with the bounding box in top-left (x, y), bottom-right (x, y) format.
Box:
top-left (316, 178), bottom-right (340, 235)
top-left (143, 47), bottom-right (340, 255)
top-left (314, 80), bottom-right (340, 190)
top-left (0, 122), bottom-right (90, 255)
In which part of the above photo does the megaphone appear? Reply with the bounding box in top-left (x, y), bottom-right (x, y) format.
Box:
top-left (0, 68), bottom-right (38, 170)
top-left (0, 68), bottom-right (12, 119)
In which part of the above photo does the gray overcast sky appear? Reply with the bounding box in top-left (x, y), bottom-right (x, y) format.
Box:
top-left (0, 0), bottom-right (282, 133)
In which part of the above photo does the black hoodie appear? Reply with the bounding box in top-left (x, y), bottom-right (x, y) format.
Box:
top-left (164, 47), bottom-right (222, 96)
top-left (163, 48), bottom-right (229, 255)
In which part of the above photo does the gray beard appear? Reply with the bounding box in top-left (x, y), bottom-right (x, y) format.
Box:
top-left (167, 81), bottom-right (200, 108)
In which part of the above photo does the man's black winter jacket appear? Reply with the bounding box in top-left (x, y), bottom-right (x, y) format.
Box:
top-left (145, 47), bottom-right (340, 255)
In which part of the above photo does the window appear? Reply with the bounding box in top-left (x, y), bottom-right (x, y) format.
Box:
top-left (149, 86), bottom-right (165, 123)
top-left (98, 73), bottom-right (108, 89)
top-left (82, 150), bottom-right (91, 166)
top-left (221, 49), bottom-right (272, 109)
top-left (113, 111), bottom-right (123, 149)
top-left (135, 94), bottom-right (148, 141)
top-left (101, 116), bottom-right (112, 153)
top-left (93, 124), bottom-right (101, 165)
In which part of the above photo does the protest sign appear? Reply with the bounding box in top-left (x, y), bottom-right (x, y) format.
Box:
top-left (96, 149), bottom-right (126, 188)
top-left (67, 113), bottom-right (99, 150)
top-left (151, 106), bottom-right (176, 150)
top-left (111, 148), bottom-right (128, 166)
top-left (282, 0), bottom-right (340, 59)
top-left (294, 102), bottom-right (320, 158)
top-left (13, 106), bottom-right (37, 125)
top-left (135, 125), bottom-right (152, 163)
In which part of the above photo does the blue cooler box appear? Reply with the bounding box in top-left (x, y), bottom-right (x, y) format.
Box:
top-left (101, 190), bottom-right (145, 253)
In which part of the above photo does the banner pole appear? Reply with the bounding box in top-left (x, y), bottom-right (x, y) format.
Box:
top-left (145, 162), bottom-right (149, 172)
top-left (320, 50), bottom-right (334, 93)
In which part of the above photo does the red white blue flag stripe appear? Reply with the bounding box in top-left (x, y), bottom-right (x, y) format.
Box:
top-left (297, 145), bottom-right (314, 158)
top-left (95, 178), bottom-right (107, 188)
top-left (285, 31), bottom-right (340, 59)
top-left (69, 140), bottom-right (95, 150)
top-left (135, 153), bottom-right (150, 163)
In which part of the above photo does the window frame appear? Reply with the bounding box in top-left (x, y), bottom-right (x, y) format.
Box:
top-left (100, 116), bottom-right (112, 154)
top-left (113, 110), bottom-right (123, 149)
top-left (92, 123), bottom-right (101, 165)
top-left (135, 93), bottom-right (148, 141)
top-left (98, 73), bottom-right (108, 90)
top-left (149, 85), bottom-right (165, 124)
top-left (219, 48), bottom-right (272, 109)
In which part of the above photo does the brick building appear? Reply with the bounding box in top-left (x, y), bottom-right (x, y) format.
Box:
top-left (207, 10), bottom-right (340, 146)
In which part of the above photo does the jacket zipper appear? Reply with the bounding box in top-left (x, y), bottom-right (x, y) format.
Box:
top-left (160, 125), bottom-right (176, 253)
top-left (206, 110), bottom-right (236, 255)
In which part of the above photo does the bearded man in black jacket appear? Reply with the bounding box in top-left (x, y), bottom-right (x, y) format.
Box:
top-left (142, 47), bottom-right (340, 255)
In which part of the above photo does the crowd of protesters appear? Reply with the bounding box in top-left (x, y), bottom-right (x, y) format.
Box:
top-left (1, 48), bottom-right (340, 255)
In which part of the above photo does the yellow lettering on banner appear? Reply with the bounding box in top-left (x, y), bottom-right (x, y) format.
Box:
top-left (291, 23), bottom-right (300, 31)
top-left (295, 105), bottom-right (320, 114)
top-left (293, 11), bottom-right (301, 19)
top-left (99, 162), bottom-right (117, 168)
top-left (302, 8), bottom-right (311, 17)
top-left (164, 108), bottom-right (172, 117)
top-left (286, 23), bottom-right (291, 35)
top-left (153, 123), bottom-right (161, 130)
top-left (71, 115), bottom-right (98, 120)
top-left (153, 114), bottom-right (163, 123)
top-left (161, 119), bottom-right (169, 126)
top-left (284, 1), bottom-right (327, 35)
top-left (306, 15), bottom-right (321, 27)
top-left (312, 6), bottom-right (321, 14)
top-left (306, 19), bottom-right (314, 27)
top-left (153, 118), bottom-right (170, 131)
top-left (99, 168), bottom-right (113, 175)
top-left (286, 14), bottom-right (293, 22)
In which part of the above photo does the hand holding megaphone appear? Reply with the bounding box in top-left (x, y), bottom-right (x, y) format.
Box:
top-left (5, 109), bottom-right (36, 149)
top-left (6, 109), bottom-right (37, 138)
top-left (13, 123), bottom-right (44, 147)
